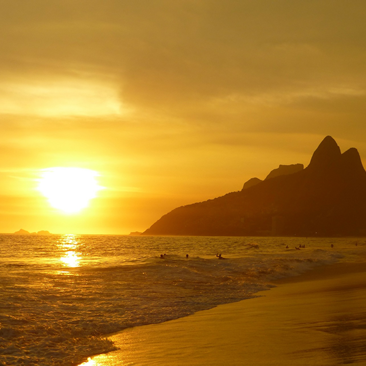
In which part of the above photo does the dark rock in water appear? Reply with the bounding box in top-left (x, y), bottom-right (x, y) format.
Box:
top-left (13, 229), bottom-right (52, 235)
top-left (242, 177), bottom-right (262, 190)
top-left (37, 230), bottom-right (51, 235)
top-left (13, 229), bottom-right (30, 235)
top-left (265, 164), bottom-right (304, 180)
top-left (129, 231), bottom-right (142, 236)
top-left (143, 136), bottom-right (366, 237)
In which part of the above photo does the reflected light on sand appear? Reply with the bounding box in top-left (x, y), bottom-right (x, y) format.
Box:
top-left (79, 357), bottom-right (97, 366)
top-left (78, 354), bottom-right (115, 366)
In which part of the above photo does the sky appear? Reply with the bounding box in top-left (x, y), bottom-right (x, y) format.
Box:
top-left (1, 0), bottom-right (366, 234)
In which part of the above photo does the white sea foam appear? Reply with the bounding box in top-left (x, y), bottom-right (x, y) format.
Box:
top-left (0, 235), bottom-right (365, 365)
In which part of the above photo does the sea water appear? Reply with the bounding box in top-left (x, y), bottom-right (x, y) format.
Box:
top-left (0, 234), bottom-right (365, 366)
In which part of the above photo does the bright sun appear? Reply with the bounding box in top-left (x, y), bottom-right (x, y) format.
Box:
top-left (38, 167), bottom-right (103, 214)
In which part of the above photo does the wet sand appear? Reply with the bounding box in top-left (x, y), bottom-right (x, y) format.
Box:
top-left (83, 262), bottom-right (366, 366)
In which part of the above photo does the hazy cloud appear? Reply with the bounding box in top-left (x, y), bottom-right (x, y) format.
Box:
top-left (1, 0), bottom-right (366, 232)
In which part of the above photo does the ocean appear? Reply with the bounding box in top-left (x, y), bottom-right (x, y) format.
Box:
top-left (1, 234), bottom-right (365, 366)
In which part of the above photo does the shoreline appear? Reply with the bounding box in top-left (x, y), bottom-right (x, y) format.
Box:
top-left (275, 261), bottom-right (366, 284)
top-left (82, 260), bottom-right (366, 365)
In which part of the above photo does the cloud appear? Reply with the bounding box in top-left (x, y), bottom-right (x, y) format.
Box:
top-left (1, 0), bottom-right (365, 116)
top-left (1, 0), bottom-right (366, 232)
top-left (0, 78), bottom-right (123, 116)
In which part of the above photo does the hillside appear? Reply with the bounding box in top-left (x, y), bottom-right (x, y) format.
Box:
top-left (143, 136), bottom-right (366, 236)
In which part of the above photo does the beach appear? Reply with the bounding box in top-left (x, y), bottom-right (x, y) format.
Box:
top-left (84, 261), bottom-right (366, 366)
top-left (3, 235), bottom-right (355, 365)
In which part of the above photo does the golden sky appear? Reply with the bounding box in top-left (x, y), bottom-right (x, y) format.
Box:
top-left (1, 1), bottom-right (366, 234)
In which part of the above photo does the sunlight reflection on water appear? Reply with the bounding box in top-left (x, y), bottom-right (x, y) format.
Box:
top-left (58, 234), bottom-right (81, 268)
top-left (60, 251), bottom-right (80, 267)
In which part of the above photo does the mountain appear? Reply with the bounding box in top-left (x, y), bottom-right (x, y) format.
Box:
top-left (242, 163), bottom-right (304, 190)
top-left (264, 163), bottom-right (304, 181)
top-left (13, 229), bottom-right (52, 235)
top-left (13, 229), bottom-right (30, 235)
top-left (242, 177), bottom-right (262, 190)
top-left (36, 230), bottom-right (52, 235)
top-left (129, 231), bottom-right (142, 236)
top-left (143, 136), bottom-right (366, 237)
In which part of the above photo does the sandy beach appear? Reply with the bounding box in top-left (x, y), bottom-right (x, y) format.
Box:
top-left (83, 262), bottom-right (366, 366)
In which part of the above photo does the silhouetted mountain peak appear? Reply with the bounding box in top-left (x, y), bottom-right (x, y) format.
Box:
top-left (265, 164), bottom-right (304, 180)
top-left (308, 135), bottom-right (341, 170)
top-left (341, 148), bottom-right (365, 175)
top-left (143, 136), bottom-right (366, 237)
top-left (242, 177), bottom-right (262, 190)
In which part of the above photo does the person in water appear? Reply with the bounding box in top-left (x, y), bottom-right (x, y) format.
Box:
top-left (216, 253), bottom-right (224, 259)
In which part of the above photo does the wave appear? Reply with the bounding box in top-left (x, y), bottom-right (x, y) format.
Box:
top-left (0, 235), bottom-right (363, 366)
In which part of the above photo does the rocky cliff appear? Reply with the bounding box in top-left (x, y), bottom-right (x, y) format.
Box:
top-left (242, 163), bottom-right (304, 190)
top-left (264, 163), bottom-right (304, 181)
top-left (143, 136), bottom-right (366, 236)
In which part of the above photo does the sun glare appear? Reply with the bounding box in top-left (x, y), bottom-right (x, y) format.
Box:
top-left (38, 167), bottom-right (103, 214)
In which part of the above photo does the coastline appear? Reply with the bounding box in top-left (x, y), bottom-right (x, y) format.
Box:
top-left (82, 260), bottom-right (366, 366)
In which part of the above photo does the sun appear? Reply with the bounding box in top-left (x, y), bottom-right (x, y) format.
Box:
top-left (38, 167), bottom-right (103, 214)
